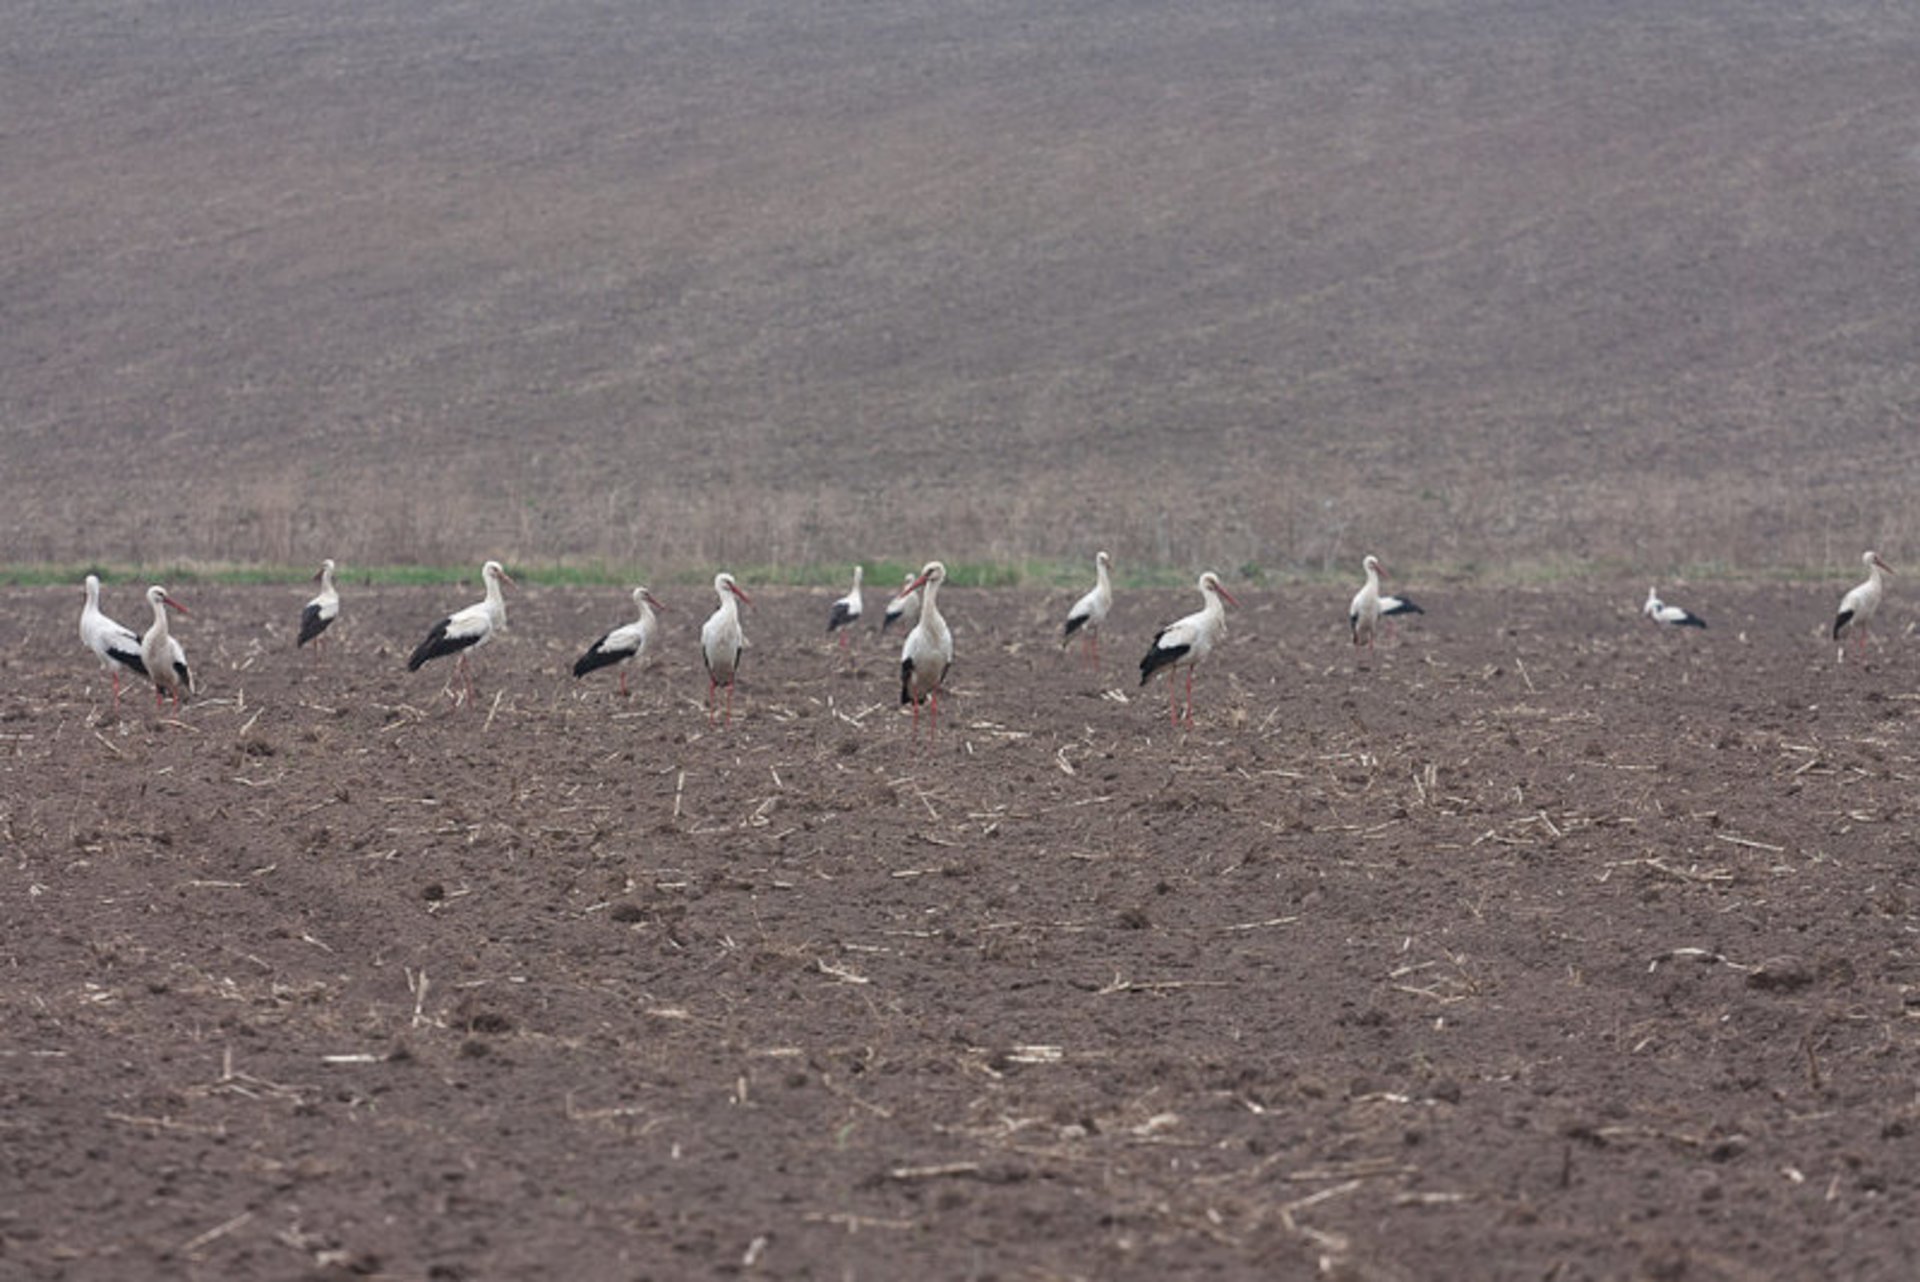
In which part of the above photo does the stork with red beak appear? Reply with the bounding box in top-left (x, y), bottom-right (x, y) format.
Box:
top-left (898, 561), bottom-right (953, 739)
top-left (1834, 551), bottom-right (1895, 661)
top-left (80, 574), bottom-right (149, 707)
top-left (140, 585), bottom-right (194, 708)
top-left (298, 558), bottom-right (340, 651)
top-left (407, 560), bottom-right (513, 705)
top-left (574, 586), bottom-right (666, 696)
top-left (700, 572), bottom-right (752, 724)
top-left (1139, 572), bottom-right (1238, 725)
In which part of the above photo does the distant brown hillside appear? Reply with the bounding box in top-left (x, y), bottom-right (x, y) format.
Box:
top-left (5, 0), bottom-right (1917, 574)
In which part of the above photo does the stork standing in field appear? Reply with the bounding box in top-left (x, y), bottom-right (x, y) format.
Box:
top-left (1349, 555), bottom-right (1422, 650)
top-left (80, 574), bottom-right (148, 708)
top-left (407, 560), bottom-right (512, 705)
top-left (573, 586), bottom-right (665, 696)
top-left (140, 585), bottom-right (193, 709)
top-left (1139, 571), bottom-right (1238, 725)
top-left (700, 572), bottom-right (751, 724)
top-left (1833, 551), bottom-right (1895, 661)
top-left (1062, 550), bottom-right (1113, 668)
top-left (1643, 586), bottom-right (1706, 630)
top-left (880, 569), bottom-right (921, 636)
top-left (898, 561), bottom-right (953, 739)
top-left (298, 558), bottom-right (340, 652)
top-left (826, 565), bottom-right (864, 648)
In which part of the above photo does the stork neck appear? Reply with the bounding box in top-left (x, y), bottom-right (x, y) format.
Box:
top-left (1096, 559), bottom-right (1111, 593)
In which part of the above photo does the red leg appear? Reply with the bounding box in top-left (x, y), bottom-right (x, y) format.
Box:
top-left (725, 678), bottom-right (735, 725)
top-left (1184, 668), bottom-right (1195, 725)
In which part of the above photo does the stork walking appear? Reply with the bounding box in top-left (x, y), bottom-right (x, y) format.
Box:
top-left (1350, 555), bottom-right (1422, 650)
top-left (826, 565), bottom-right (864, 647)
top-left (880, 569), bottom-right (921, 636)
top-left (80, 574), bottom-right (148, 708)
top-left (406, 560), bottom-right (513, 705)
top-left (140, 585), bottom-right (194, 709)
top-left (1139, 572), bottom-right (1238, 725)
top-left (1643, 586), bottom-right (1706, 629)
top-left (573, 586), bottom-right (665, 696)
top-left (898, 561), bottom-right (953, 740)
top-left (1062, 550), bottom-right (1113, 668)
top-left (298, 558), bottom-right (340, 651)
top-left (1834, 551), bottom-right (1895, 661)
top-left (700, 572), bottom-right (752, 724)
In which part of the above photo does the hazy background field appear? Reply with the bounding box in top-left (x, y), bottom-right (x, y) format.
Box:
top-left (5, 0), bottom-right (1918, 580)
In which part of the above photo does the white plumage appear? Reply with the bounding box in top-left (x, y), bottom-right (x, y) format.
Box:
top-left (298, 558), bottom-right (340, 649)
top-left (827, 565), bottom-right (864, 645)
top-left (140, 585), bottom-right (194, 708)
top-left (1834, 550), bottom-right (1895, 660)
top-left (1350, 555), bottom-right (1422, 649)
top-left (407, 560), bottom-right (513, 704)
top-left (880, 569), bottom-right (921, 636)
top-left (701, 572), bottom-right (752, 724)
top-left (1643, 586), bottom-right (1706, 629)
top-left (80, 574), bottom-right (149, 707)
top-left (1139, 572), bottom-right (1238, 725)
top-left (899, 561), bottom-right (954, 738)
top-left (1062, 550), bottom-right (1113, 666)
top-left (574, 586), bottom-right (665, 696)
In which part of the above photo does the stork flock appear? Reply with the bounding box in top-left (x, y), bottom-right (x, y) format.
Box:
top-left (78, 550), bottom-right (1898, 722)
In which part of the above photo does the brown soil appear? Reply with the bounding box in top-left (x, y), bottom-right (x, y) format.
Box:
top-left (5, 579), bottom-right (1918, 1280)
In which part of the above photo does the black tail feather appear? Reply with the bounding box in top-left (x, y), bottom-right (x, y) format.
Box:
top-left (572, 637), bottom-right (630, 678)
top-left (297, 603), bottom-right (333, 647)
top-left (900, 657), bottom-right (916, 705)
top-left (1833, 610), bottom-right (1853, 640)
top-left (107, 645), bottom-right (149, 677)
top-left (1381, 597), bottom-right (1424, 616)
top-left (407, 619), bottom-right (473, 671)
top-left (1138, 640), bottom-right (1189, 686)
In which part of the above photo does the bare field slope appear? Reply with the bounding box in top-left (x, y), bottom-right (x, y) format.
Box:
top-left (4, 581), bottom-right (1920, 1278)
top-left (5, 1), bottom-right (1919, 571)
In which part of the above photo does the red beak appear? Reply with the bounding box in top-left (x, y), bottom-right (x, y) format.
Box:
top-left (164, 594), bottom-right (189, 615)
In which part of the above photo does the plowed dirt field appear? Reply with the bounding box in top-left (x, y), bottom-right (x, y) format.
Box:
top-left (4, 579), bottom-right (1917, 1280)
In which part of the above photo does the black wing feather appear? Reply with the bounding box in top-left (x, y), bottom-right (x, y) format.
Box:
top-left (297, 602), bottom-right (334, 647)
top-left (1138, 635), bottom-right (1190, 686)
top-left (573, 635), bottom-right (632, 678)
top-left (106, 644), bottom-right (148, 677)
top-left (407, 618), bottom-right (476, 670)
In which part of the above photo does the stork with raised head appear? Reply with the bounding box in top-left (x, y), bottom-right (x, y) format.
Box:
top-left (140, 585), bottom-right (193, 708)
top-left (1834, 551), bottom-right (1895, 661)
top-left (1350, 555), bottom-right (1421, 650)
top-left (1062, 550), bottom-right (1113, 667)
top-left (898, 561), bottom-right (953, 739)
top-left (826, 565), bottom-right (864, 647)
top-left (407, 560), bottom-right (513, 705)
top-left (1643, 586), bottom-right (1706, 630)
top-left (298, 558), bottom-right (340, 651)
top-left (880, 569), bottom-right (921, 636)
top-left (1140, 572), bottom-right (1238, 725)
top-left (700, 572), bottom-right (751, 724)
top-left (574, 586), bottom-right (666, 696)
top-left (80, 575), bottom-right (149, 708)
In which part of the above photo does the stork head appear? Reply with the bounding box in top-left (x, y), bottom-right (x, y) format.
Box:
top-left (715, 572), bottom-right (751, 605)
top-left (851, 564), bottom-right (864, 587)
top-left (1199, 571), bottom-right (1239, 609)
top-left (1868, 551), bottom-right (1895, 576)
top-left (1096, 550), bottom-right (1111, 570)
top-left (482, 560), bottom-right (514, 590)
top-left (901, 560), bottom-right (946, 597)
top-left (147, 585), bottom-right (189, 615)
top-left (1363, 554), bottom-right (1385, 577)
top-left (85, 573), bottom-right (101, 596)
top-left (314, 558), bottom-right (335, 582)
top-left (634, 586), bottom-right (667, 613)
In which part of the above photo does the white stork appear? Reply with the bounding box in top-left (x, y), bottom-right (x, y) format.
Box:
top-left (700, 572), bottom-right (752, 724)
top-left (407, 560), bottom-right (513, 704)
top-left (80, 574), bottom-right (149, 707)
top-left (1349, 555), bottom-right (1423, 650)
top-left (298, 558), bottom-right (340, 651)
top-left (1139, 571), bottom-right (1238, 725)
top-left (880, 569), bottom-right (921, 636)
top-left (898, 560), bottom-right (954, 739)
top-left (140, 585), bottom-right (194, 709)
top-left (1643, 586), bottom-right (1706, 630)
top-left (1834, 550), bottom-right (1895, 660)
top-left (1062, 550), bottom-right (1113, 667)
top-left (826, 565), bottom-right (864, 647)
top-left (573, 586), bottom-right (665, 696)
